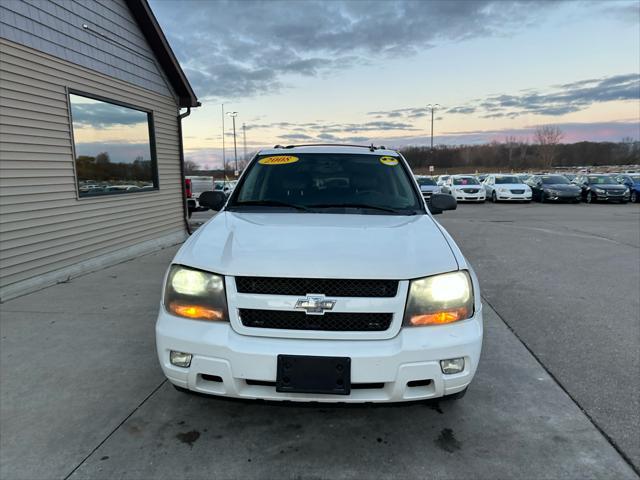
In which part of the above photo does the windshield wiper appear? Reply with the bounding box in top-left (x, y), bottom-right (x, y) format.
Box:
top-left (230, 200), bottom-right (310, 211)
top-left (307, 202), bottom-right (409, 214)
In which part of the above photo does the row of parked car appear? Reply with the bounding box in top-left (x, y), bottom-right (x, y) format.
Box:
top-left (415, 172), bottom-right (640, 205)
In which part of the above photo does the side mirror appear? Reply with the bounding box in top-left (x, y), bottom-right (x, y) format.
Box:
top-left (198, 191), bottom-right (226, 211)
top-left (429, 193), bottom-right (457, 215)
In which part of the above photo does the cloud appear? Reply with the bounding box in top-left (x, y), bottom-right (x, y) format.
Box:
top-left (367, 73), bottom-right (640, 121)
top-left (438, 120), bottom-right (640, 144)
top-left (183, 120), bottom-right (639, 169)
top-left (70, 102), bottom-right (147, 128)
top-left (278, 133), bottom-right (315, 140)
top-left (150, 0), bottom-right (567, 99)
top-left (474, 73), bottom-right (639, 118)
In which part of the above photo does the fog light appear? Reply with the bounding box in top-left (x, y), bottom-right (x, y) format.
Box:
top-left (170, 350), bottom-right (192, 368)
top-left (440, 358), bottom-right (465, 374)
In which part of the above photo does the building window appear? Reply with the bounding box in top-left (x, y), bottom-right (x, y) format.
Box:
top-left (68, 92), bottom-right (158, 197)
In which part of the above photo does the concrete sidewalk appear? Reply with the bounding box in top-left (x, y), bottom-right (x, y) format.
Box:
top-left (0, 245), bottom-right (637, 479)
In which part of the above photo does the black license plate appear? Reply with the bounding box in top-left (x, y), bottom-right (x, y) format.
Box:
top-left (276, 355), bottom-right (351, 395)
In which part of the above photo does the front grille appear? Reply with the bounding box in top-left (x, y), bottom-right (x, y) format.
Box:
top-left (607, 190), bottom-right (623, 195)
top-left (463, 188), bottom-right (479, 194)
top-left (235, 277), bottom-right (398, 297)
top-left (510, 189), bottom-right (525, 194)
top-left (239, 309), bottom-right (393, 331)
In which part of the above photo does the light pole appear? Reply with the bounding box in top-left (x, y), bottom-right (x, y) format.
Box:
top-left (426, 104), bottom-right (440, 150)
top-left (221, 104), bottom-right (226, 173)
top-left (242, 122), bottom-right (247, 166)
top-left (227, 111), bottom-right (238, 176)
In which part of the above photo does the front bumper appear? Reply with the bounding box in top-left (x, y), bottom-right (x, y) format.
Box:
top-left (453, 193), bottom-right (485, 202)
top-left (544, 192), bottom-right (581, 202)
top-left (156, 307), bottom-right (483, 403)
top-left (495, 191), bottom-right (532, 201)
top-left (593, 192), bottom-right (629, 202)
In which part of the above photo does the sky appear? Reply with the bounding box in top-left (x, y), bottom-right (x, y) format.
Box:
top-left (148, 0), bottom-right (640, 169)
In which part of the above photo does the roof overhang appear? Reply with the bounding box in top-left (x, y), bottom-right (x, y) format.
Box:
top-left (126, 0), bottom-right (200, 108)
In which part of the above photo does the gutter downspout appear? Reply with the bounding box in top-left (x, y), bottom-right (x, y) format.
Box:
top-left (178, 107), bottom-right (192, 235)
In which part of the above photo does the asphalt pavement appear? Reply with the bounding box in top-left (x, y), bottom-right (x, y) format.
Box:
top-left (440, 201), bottom-right (640, 470)
top-left (1, 202), bottom-right (638, 479)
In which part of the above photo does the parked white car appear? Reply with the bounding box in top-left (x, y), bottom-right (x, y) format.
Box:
top-left (156, 145), bottom-right (483, 403)
top-left (483, 174), bottom-right (532, 202)
top-left (442, 175), bottom-right (486, 202)
top-left (436, 174), bottom-right (450, 186)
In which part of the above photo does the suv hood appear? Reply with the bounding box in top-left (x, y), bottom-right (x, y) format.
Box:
top-left (174, 212), bottom-right (458, 279)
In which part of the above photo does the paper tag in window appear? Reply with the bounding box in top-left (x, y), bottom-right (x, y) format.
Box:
top-left (379, 156), bottom-right (399, 166)
top-left (258, 155), bottom-right (299, 165)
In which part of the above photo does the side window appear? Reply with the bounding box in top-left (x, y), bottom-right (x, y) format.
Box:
top-left (68, 92), bottom-right (158, 197)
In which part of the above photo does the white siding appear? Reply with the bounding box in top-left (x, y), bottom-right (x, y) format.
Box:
top-left (0, 38), bottom-right (186, 298)
top-left (0, 0), bottom-right (173, 97)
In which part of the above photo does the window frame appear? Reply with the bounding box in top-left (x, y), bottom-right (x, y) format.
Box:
top-left (66, 88), bottom-right (160, 200)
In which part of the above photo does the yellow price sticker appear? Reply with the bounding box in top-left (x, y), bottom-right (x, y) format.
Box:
top-left (258, 155), bottom-right (299, 165)
top-left (379, 156), bottom-right (399, 166)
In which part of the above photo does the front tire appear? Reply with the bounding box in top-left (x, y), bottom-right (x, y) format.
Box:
top-left (539, 192), bottom-right (545, 203)
top-left (631, 191), bottom-right (638, 203)
top-left (586, 191), bottom-right (594, 204)
top-left (491, 191), bottom-right (497, 203)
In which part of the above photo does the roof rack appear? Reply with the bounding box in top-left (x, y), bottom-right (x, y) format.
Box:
top-left (272, 143), bottom-right (389, 152)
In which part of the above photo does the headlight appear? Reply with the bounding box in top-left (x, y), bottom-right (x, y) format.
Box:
top-left (403, 271), bottom-right (474, 326)
top-left (594, 188), bottom-right (605, 194)
top-left (498, 187), bottom-right (508, 193)
top-left (164, 265), bottom-right (228, 321)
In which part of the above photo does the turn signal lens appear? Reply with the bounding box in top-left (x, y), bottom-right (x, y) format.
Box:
top-left (164, 265), bottom-right (229, 321)
top-left (410, 307), bottom-right (469, 326)
top-left (169, 302), bottom-right (224, 321)
top-left (403, 271), bottom-right (474, 327)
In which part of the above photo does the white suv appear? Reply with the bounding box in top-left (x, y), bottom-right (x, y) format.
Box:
top-left (156, 145), bottom-right (483, 403)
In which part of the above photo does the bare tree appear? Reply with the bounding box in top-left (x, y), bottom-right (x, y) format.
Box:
top-left (505, 136), bottom-right (518, 167)
top-left (535, 125), bottom-right (563, 168)
top-left (184, 160), bottom-right (199, 174)
top-left (518, 138), bottom-right (529, 166)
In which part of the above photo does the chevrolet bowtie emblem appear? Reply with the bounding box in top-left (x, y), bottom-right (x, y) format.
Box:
top-left (294, 295), bottom-right (336, 315)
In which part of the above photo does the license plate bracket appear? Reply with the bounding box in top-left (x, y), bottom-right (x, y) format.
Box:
top-left (276, 355), bottom-right (351, 395)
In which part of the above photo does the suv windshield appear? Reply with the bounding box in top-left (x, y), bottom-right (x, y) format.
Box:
top-left (453, 177), bottom-right (480, 185)
top-left (495, 176), bottom-right (520, 184)
top-left (229, 153), bottom-right (423, 214)
top-left (541, 176), bottom-right (570, 185)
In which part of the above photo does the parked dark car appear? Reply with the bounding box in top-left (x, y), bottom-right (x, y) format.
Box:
top-left (526, 175), bottom-right (582, 203)
top-left (573, 174), bottom-right (630, 204)
top-left (616, 174), bottom-right (640, 203)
